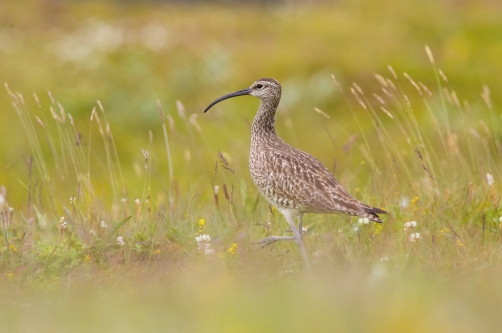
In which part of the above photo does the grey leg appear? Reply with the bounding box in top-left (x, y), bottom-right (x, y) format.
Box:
top-left (286, 214), bottom-right (312, 273)
top-left (255, 235), bottom-right (296, 248)
top-left (298, 214), bottom-right (304, 238)
top-left (255, 213), bottom-right (312, 273)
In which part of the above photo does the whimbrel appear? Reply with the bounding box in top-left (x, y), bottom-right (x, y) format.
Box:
top-left (204, 78), bottom-right (386, 271)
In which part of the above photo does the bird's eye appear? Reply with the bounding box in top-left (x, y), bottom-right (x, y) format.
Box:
top-left (256, 84), bottom-right (263, 89)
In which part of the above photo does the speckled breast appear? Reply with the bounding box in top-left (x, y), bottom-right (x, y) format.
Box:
top-left (249, 150), bottom-right (300, 210)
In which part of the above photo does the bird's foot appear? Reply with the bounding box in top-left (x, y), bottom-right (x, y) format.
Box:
top-left (254, 235), bottom-right (296, 248)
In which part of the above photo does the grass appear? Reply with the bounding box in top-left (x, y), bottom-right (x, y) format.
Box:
top-left (1, 1), bottom-right (502, 332)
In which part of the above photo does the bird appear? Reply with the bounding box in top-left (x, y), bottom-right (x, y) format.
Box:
top-left (203, 77), bottom-right (386, 271)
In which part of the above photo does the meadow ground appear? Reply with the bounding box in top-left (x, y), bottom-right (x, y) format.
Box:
top-left (1, 0), bottom-right (502, 332)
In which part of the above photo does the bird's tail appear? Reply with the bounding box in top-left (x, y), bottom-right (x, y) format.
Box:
top-left (363, 206), bottom-right (387, 223)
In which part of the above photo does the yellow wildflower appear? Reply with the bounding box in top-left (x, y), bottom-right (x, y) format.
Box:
top-left (84, 255), bottom-right (91, 262)
top-left (456, 239), bottom-right (465, 247)
top-left (198, 219), bottom-right (206, 233)
top-left (9, 244), bottom-right (17, 252)
top-left (411, 196), bottom-right (419, 205)
top-left (7, 273), bottom-right (13, 280)
top-left (374, 224), bottom-right (383, 236)
top-left (153, 249), bottom-right (161, 255)
top-left (227, 243), bottom-right (238, 256)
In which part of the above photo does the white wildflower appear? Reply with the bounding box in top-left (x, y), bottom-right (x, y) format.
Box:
top-left (302, 226), bottom-right (308, 233)
top-left (487, 173), bottom-right (494, 186)
top-left (499, 217), bottom-right (502, 223)
top-left (409, 232), bottom-right (421, 242)
top-left (90, 229), bottom-right (96, 236)
top-left (134, 198), bottom-right (140, 204)
top-left (196, 234), bottom-right (211, 244)
top-left (195, 234), bottom-right (214, 255)
top-left (59, 216), bottom-right (67, 229)
top-left (8, 207), bottom-right (14, 212)
top-left (117, 236), bottom-right (125, 246)
top-left (354, 227), bottom-right (359, 232)
top-left (100, 221), bottom-right (107, 228)
top-left (69, 196), bottom-right (76, 204)
top-left (404, 221), bottom-right (417, 230)
top-left (358, 217), bottom-right (370, 225)
top-left (380, 256), bottom-right (389, 261)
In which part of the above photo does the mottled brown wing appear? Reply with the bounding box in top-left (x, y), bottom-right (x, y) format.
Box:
top-left (261, 147), bottom-right (385, 221)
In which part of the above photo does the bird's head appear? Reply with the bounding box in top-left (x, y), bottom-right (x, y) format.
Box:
top-left (203, 78), bottom-right (281, 113)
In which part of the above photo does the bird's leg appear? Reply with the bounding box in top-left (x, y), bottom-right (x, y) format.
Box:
top-left (254, 214), bottom-right (312, 273)
top-left (298, 214), bottom-right (304, 239)
top-left (254, 235), bottom-right (296, 248)
top-left (286, 215), bottom-right (312, 273)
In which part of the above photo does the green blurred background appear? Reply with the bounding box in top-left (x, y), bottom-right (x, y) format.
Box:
top-left (1, 0), bottom-right (501, 205)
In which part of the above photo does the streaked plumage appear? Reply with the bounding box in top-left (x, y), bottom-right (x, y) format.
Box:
top-left (204, 77), bottom-right (386, 270)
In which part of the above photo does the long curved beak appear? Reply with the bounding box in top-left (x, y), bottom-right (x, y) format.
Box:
top-left (203, 88), bottom-right (252, 113)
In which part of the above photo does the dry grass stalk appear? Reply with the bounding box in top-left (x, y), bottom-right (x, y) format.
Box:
top-left (331, 74), bottom-right (343, 92)
top-left (189, 113), bottom-right (202, 132)
top-left (350, 87), bottom-right (367, 110)
top-left (481, 85), bottom-right (492, 111)
top-left (404, 72), bottom-right (422, 96)
top-left (352, 83), bottom-right (364, 95)
top-left (218, 150), bottom-right (234, 175)
top-left (33, 93), bottom-right (41, 108)
top-left (314, 107), bottom-right (330, 119)
top-left (438, 69), bottom-right (449, 83)
top-left (373, 93), bottom-right (385, 105)
top-left (414, 147), bottom-right (434, 180)
top-left (425, 45), bottom-right (435, 64)
top-left (419, 82), bottom-right (433, 96)
top-left (176, 100), bottom-right (185, 117)
top-left (387, 65), bottom-right (397, 79)
top-left (35, 116), bottom-right (45, 129)
top-left (380, 107), bottom-right (394, 119)
top-left (373, 73), bottom-right (388, 87)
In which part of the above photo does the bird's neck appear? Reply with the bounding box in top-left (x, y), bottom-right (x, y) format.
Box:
top-left (251, 99), bottom-right (279, 137)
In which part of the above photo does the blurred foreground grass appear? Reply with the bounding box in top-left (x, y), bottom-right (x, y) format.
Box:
top-left (1, 0), bottom-right (502, 332)
top-left (2, 265), bottom-right (502, 333)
